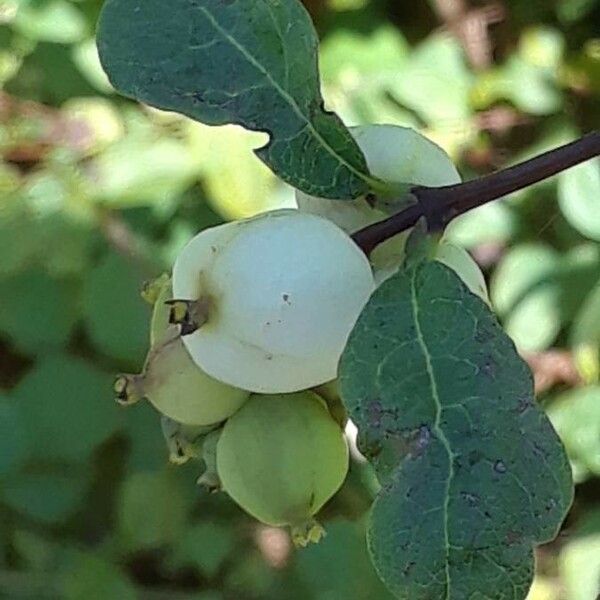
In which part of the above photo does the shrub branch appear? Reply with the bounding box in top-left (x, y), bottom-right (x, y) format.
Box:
top-left (352, 131), bottom-right (600, 254)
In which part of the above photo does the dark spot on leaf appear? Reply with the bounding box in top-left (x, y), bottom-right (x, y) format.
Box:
top-left (408, 425), bottom-right (430, 457)
top-left (468, 450), bottom-right (483, 466)
top-left (365, 193), bottom-right (377, 207)
top-left (516, 395), bottom-right (532, 414)
top-left (505, 530), bottom-right (522, 545)
top-left (482, 355), bottom-right (496, 377)
top-left (461, 492), bottom-right (480, 507)
top-left (494, 460), bottom-right (507, 474)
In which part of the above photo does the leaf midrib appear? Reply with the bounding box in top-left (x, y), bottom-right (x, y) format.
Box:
top-left (410, 268), bottom-right (455, 599)
top-left (195, 2), bottom-right (375, 188)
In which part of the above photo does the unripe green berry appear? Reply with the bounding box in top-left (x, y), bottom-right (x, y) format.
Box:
top-left (216, 391), bottom-right (349, 545)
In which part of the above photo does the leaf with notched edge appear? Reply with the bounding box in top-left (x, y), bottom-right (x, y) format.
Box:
top-left (340, 260), bottom-right (573, 600)
top-left (96, 0), bottom-right (377, 199)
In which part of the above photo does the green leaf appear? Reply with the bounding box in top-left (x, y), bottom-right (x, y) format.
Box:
top-left (117, 471), bottom-right (191, 551)
top-left (559, 510), bottom-right (600, 600)
top-left (96, 0), bottom-right (375, 199)
top-left (339, 260), bottom-right (573, 600)
top-left (123, 403), bottom-right (170, 473)
top-left (14, 355), bottom-right (120, 464)
top-left (294, 519), bottom-right (394, 600)
top-left (558, 158), bottom-right (600, 241)
top-left (389, 35), bottom-right (473, 125)
top-left (92, 134), bottom-right (198, 208)
top-left (490, 244), bottom-right (562, 352)
top-left (547, 386), bottom-right (600, 483)
top-left (14, 0), bottom-right (88, 44)
top-left (445, 202), bottom-right (517, 249)
top-left (83, 252), bottom-right (151, 366)
top-left (187, 123), bottom-right (294, 220)
top-left (168, 522), bottom-right (236, 578)
top-left (0, 270), bottom-right (80, 355)
top-left (0, 395), bottom-right (28, 477)
top-left (571, 281), bottom-right (600, 382)
top-left (1, 471), bottom-right (89, 524)
top-left (62, 552), bottom-right (137, 600)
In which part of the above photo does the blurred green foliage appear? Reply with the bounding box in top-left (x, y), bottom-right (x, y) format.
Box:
top-left (0, 0), bottom-right (598, 598)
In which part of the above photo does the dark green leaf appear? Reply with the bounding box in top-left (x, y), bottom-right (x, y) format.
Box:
top-left (83, 252), bottom-right (151, 367)
top-left (340, 261), bottom-right (573, 600)
top-left (123, 402), bottom-right (169, 474)
top-left (295, 519), bottom-right (394, 600)
top-left (1, 471), bottom-right (89, 524)
top-left (168, 522), bottom-right (235, 578)
top-left (96, 0), bottom-right (376, 199)
top-left (14, 355), bottom-right (120, 464)
top-left (0, 270), bottom-right (80, 355)
top-left (117, 471), bottom-right (191, 551)
top-left (0, 395), bottom-right (28, 477)
top-left (62, 552), bottom-right (137, 600)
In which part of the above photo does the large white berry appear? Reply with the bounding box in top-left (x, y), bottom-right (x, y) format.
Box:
top-left (172, 209), bottom-right (375, 393)
top-left (295, 124), bottom-right (461, 233)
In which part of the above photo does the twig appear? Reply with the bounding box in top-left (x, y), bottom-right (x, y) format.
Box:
top-left (431, 0), bottom-right (504, 70)
top-left (352, 131), bottom-right (600, 254)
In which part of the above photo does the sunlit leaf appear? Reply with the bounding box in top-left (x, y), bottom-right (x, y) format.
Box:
top-left (14, 0), bottom-right (88, 44)
top-left (547, 386), bottom-right (600, 482)
top-left (390, 35), bottom-right (473, 126)
top-left (558, 158), bottom-right (600, 241)
top-left (92, 135), bottom-right (198, 208)
top-left (559, 510), bottom-right (600, 600)
top-left (571, 281), bottom-right (600, 382)
top-left (491, 244), bottom-right (562, 352)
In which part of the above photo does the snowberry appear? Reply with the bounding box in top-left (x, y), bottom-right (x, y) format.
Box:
top-left (172, 209), bottom-right (375, 393)
top-left (216, 391), bottom-right (349, 545)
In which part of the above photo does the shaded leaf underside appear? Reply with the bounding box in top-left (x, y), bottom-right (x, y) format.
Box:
top-left (96, 0), bottom-right (374, 198)
top-left (340, 261), bottom-right (573, 600)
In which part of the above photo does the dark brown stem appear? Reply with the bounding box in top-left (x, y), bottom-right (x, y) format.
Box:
top-left (352, 131), bottom-right (600, 255)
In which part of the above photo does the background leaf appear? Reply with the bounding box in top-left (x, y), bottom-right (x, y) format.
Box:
top-left (558, 158), bottom-right (600, 241)
top-left (14, 355), bottom-right (120, 463)
top-left (1, 470), bottom-right (89, 524)
top-left (340, 260), bottom-right (573, 599)
top-left (117, 470), bottom-right (192, 551)
top-left (0, 269), bottom-right (80, 355)
top-left (547, 386), bottom-right (600, 482)
top-left (0, 395), bottom-right (28, 477)
top-left (490, 244), bottom-right (562, 352)
top-left (83, 252), bottom-right (151, 366)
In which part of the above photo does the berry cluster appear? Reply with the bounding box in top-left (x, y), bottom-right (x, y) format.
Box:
top-left (115, 125), bottom-right (488, 545)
